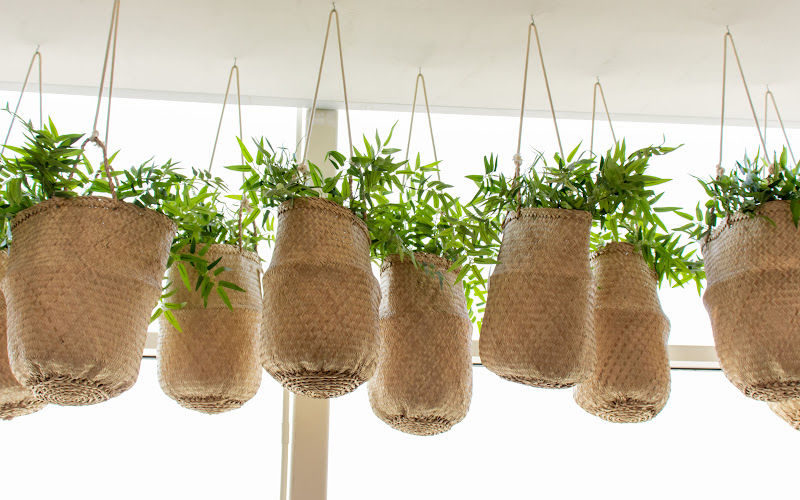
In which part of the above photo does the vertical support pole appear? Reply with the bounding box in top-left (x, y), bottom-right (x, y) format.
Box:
top-left (279, 107), bottom-right (338, 500)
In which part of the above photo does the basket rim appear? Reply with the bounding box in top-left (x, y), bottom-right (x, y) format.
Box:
top-left (10, 195), bottom-right (177, 233)
top-left (380, 251), bottom-right (456, 274)
top-left (702, 200), bottom-right (790, 250)
top-left (277, 197), bottom-right (369, 239)
top-left (176, 243), bottom-right (261, 264)
top-left (503, 207), bottom-right (592, 229)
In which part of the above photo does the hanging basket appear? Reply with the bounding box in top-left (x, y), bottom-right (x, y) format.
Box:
top-left (703, 200), bottom-right (800, 401)
top-left (0, 251), bottom-right (46, 420)
top-left (479, 208), bottom-right (595, 388)
top-left (768, 399), bottom-right (800, 430)
top-left (574, 243), bottom-right (670, 423)
top-left (158, 244), bottom-right (262, 414)
top-left (369, 253), bottom-right (472, 436)
top-left (4, 196), bottom-right (175, 406)
top-left (261, 197), bottom-right (380, 398)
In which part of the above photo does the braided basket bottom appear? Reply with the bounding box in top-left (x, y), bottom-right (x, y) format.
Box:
top-left (31, 376), bottom-right (117, 406)
top-left (588, 397), bottom-right (662, 423)
top-left (175, 396), bottom-right (246, 414)
top-left (498, 374), bottom-right (577, 389)
top-left (273, 370), bottom-right (365, 399)
top-left (769, 400), bottom-right (800, 430)
top-left (384, 415), bottom-right (454, 436)
top-left (0, 397), bottom-right (46, 420)
top-left (739, 381), bottom-right (800, 401)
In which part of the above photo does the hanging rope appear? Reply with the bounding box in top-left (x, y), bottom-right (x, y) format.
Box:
top-left (209, 59), bottom-right (253, 248)
top-left (716, 28), bottom-right (768, 178)
top-left (589, 78), bottom-right (617, 157)
top-left (300, 5), bottom-right (354, 167)
top-left (762, 87), bottom-right (796, 169)
top-left (513, 18), bottom-right (564, 204)
top-left (82, 0), bottom-right (121, 199)
top-left (405, 70), bottom-right (439, 181)
top-left (1, 46), bottom-right (43, 157)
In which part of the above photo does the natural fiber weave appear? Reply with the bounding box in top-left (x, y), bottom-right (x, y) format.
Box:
top-left (574, 243), bottom-right (670, 423)
top-left (4, 196), bottom-right (175, 406)
top-left (158, 245), bottom-right (262, 414)
top-left (0, 251), bottom-right (46, 420)
top-left (703, 200), bottom-right (800, 401)
top-left (369, 253), bottom-right (473, 436)
top-left (768, 399), bottom-right (800, 430)
top-left (479, 208), bottom-right (595, 388)
top-left (261, 197), bottom-right (380, 398)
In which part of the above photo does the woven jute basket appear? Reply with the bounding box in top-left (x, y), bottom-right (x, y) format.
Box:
top-left (4, 196), bottom-right (175, 406)
top-left (703, 200), bottom-right (800, 401)
top-left (261, 197), bottom-right (380, 398)
top-left (768, 399), bottom-right (800, 430)
top-left (574, 243), bottom-right (670, 423)
top-left (0, 251), bottom-right (46, 420)
top-left (479, 207), bottom-right (595, 388)
top-left (369, 253), bottom-right (472, 436)
top-left (158, 244), bottom-right (262, 414)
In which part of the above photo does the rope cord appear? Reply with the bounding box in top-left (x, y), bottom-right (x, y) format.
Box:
top-left (589, 78), bottom-right (617, 157)
top-left (762, 87), bottom-right (796, 168)
top-left (209, 60), bottom-right (252, 248)
top-left (1, 46), bottom-right (43, 157)
top-left (405, 70), bottom-right (439, 181)
top-left (717, 28), bottom-right (768, 178)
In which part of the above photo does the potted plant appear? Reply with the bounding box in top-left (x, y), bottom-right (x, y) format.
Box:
top-left (230, 131), bottom-right (401, 398)
top-left (572, 143), bottom-right (702, 422)
top-left (696, 149), bottom-right (800, 401)
top-left (471, 146), bottom-right (597, 388)
top-left (366, 153), bottom-right (495, 435)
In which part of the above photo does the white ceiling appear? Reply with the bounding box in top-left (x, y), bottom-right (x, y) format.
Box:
top-left (1, 0), bottom-right (798, 125)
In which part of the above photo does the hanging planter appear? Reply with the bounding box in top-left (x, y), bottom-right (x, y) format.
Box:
top-left (158, 245), bottom-right (262, 413)
top-left (369, 253), bottom-right (472, 435)
top-left (769, 400), bottom-right (800, 430)
top-left (0, 251), bottom-right (46, 420)
top-left (574, 242), bottom-right (670, 423)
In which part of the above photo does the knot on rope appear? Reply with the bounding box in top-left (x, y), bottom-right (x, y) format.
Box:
top-left (297, 160), bottom-right (310, 176)
top-left (512, 153), bottom-right (523, 168)
top-left (715, 164), bottom-right (724, 178)
top-left (768, 162), bottom-right (776, 176)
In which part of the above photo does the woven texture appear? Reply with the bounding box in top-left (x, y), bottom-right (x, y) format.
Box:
top-left (158, 245), bottom-right (262, 414)
top-left (0, 251), bottom-right (46, 420)
top-left (4, 196), bottom-right (175, 406)
top-left (479, 208), bottom-right (595, 388)
top-left (261, 197), bottom-right (380, 398)
top-left (574, 243), bottom-right (670, 423)
top-left (369, 253), bottom-right (473, 436)
top-left (768, 399), bottom-right (800, 430)
top-left (703, 200), bottom-right (800, 401)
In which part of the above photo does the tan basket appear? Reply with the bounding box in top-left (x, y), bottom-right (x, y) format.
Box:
top-left (261, 197), bottom-right (380, 398)
top-left (479, 208), bottom-right (595, 388)
top-left (369, 253), bottom-right (473, 436)
top-left (703, 200), bottom-right (800, 401)
top-left (158, 244), bottom-right (262, 414)
top-left (574, 243), bottom-right (670, 423)
top-left (4, 196), bottom-right (175, 406)
top-left (0, 251), bottom-right (46, 420)
top-left (768, 399), bottom-right (800, 430)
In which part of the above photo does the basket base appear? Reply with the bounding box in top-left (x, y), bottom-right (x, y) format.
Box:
top-left (498, 373), bottom-right (577, 389)
top-left (174, 395), bottom-right (246, 415)
top-left (272, 370), bottom-right (365, 398)
top-left (584, 398), bottom-right (661, 423)
top-left (740, 380), bottom-right (800, 402)
top-left (385, 415), bottom-right (453, 436)
top-left (0, 397), bottom-right (47, 420)
top-left (32, 376), bottom-right (114, 406)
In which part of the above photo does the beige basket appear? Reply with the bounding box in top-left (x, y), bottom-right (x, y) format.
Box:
top-left (479, 207), bottom-right (595, 388)
top-left (158, 245), bottom-right (262, 414)
top-left (369, 253), bottom-right (473, 436)
top-left (4, 196), bottom-right (175, 406)
top-left (0, 251), bottom-right (46, 420)
top-left (768, 399), bottom-right (800, 430)
top-left (574, 243), bottom-right (670, 423)
top-left (261, 197), bottom-right (380, 398)
top-left (703, 200), bottom-right (800, 401)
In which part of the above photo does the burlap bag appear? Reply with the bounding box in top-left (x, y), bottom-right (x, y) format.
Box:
top-left (574, 243), bottom-right (670, 423)
top-left (369, 253), bottom-right (472, 435)
top-left (479, 207), bottom-right (595, 388)
top-left (158, 245), bottom-right (262, 414)
top-left (0, 251), bottom-right (46, 420)
top-left (768, 399), bottom-right (800, 430)
top-left (4, 196), bottom-right (175, 406)
top-left (261, 197), bottom-right (380, 398)
top-left (703, 200), bottom-right (800, 401)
